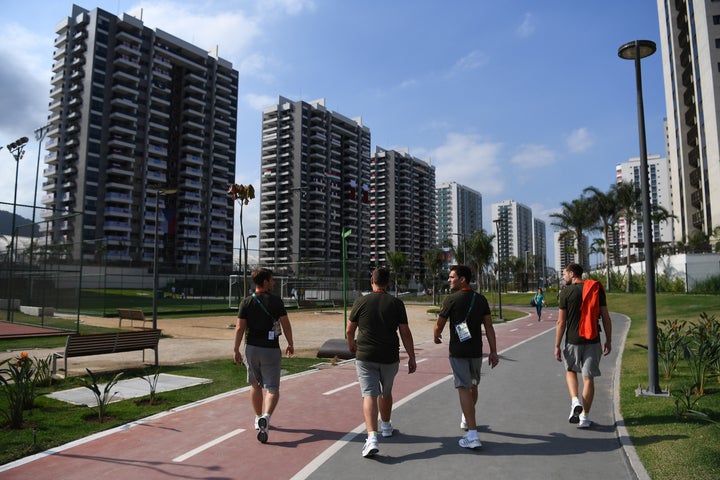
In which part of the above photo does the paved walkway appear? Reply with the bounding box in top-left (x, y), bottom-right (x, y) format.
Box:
top-left (0, 307), bottom-right (648, 479)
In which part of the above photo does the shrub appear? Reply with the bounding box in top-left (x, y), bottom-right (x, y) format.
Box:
top-left (0, 353), bottom-right (37, 428)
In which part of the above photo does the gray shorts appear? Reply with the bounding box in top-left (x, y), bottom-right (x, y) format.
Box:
top-left (449, 356), bottom-right (483, 389)
top-left (563, 343), bottom-right (602, 378)
top-left (355, 360), bottom-right (399, 398)
top-left (245, 344), bottom-right (282, 391)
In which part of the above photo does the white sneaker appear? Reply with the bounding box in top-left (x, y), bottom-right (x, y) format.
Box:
top-left (568, 399), bottom-right (583, 424)
top-left (254, 416), bottom-right (260, 430)
top-left (578, 414), bottom-right (591, 429)
top-left (460, 413), bottom-right (468, 431)
top-left (380, 421), bottom-right (393, 437)
top-left (362, 437), bottom-right (379, 458)
top-left (458, 434), bottom-right (482, 449)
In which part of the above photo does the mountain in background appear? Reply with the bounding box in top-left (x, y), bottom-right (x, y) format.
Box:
top-left (0, 210), bottom-right (41, 236)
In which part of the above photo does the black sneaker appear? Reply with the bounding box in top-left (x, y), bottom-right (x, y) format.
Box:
top-left (257, 415), bottom-right (268, 443)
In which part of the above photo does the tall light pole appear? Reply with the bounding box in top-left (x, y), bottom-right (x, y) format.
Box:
top-left (29, 125), bottom-right (50, 301)
top-left (342, 227), bottom-right (352, 336)
top-left (243, 234), bottom-right (257, 296)
top-left (493, 218), bottom-right (503, 321)
top-left (619, 39), bottom-right (662, 396)
top-left (5, 137), bottom-right (29, 323)
top-left (151, 188), bottom-right (177, 330)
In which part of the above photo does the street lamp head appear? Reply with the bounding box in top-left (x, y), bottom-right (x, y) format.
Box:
top-left (247, 234), bottom-right (257, 240)
top-left (618, 40), bottom-right (656, 60)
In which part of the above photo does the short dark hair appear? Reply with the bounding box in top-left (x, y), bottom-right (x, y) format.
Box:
top-left (564, 263), bottom-right (583, 278)
top-left (371, 267), bottom-right (390, 287)
top-left (251, 268), bottom-right (273, 286)
top-left (450, 265), bottom-right (472, 284)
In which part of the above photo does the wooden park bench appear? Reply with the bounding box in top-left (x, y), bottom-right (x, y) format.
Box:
top-left (52, 329), bottom-right (161, 378)
top-left (117, 308), bottom-right (150, 328)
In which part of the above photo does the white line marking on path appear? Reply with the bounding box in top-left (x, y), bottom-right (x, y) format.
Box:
top-left (323, 382), bottom-right (358, 396)
top-left (173, 428), bottom-right (245, 462)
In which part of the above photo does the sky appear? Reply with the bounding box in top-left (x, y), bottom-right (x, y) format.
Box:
top-left (0, 0), bottom-right (667, 268)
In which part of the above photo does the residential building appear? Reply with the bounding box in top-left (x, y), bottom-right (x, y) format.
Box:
top-left (42, 5), bottom-right (238, 273)
top-left (370, 147), bottom-right (436, 287)
top-left (657, 0), bottom-right (720, 240)
top-left (436, 181), bottom-right (483, 260)
top-left (533, 218), bottom-right (547, 285)
top-left (554, 230), bottom-right (589, 274)
top-left (258, 96), bottom-right (371, 281)
top-left (615, 155), bottom-right (673, 259)
top-left (492, 200), bottom-right (533, 261)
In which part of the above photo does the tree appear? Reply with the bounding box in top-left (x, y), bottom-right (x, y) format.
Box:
top-left (464, 229), bottom-right (495, 291)
top-left (385, 251), bottom-right (407, 296)
top-left (422, 247), bottom-right (444, 305)
top-left (550, 196), bottom-right (595, 272)
top-left (614, 181), bottom-right (640, 292)
top-left (584, 185), bottom-right (619, 290)
top-left (228, 183), bottom-right (255, 294)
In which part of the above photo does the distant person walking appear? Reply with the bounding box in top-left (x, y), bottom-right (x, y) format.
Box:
top-left (532, 287), bottom-right (546, 321)
top-left (554, 263), bottom-right (612, 428)
top-left (433, 265), bottom-right (499, 449)
top-left (347, 267), bottom-right (417, 458)
top-left (234, 268), bottom-right (294, 444)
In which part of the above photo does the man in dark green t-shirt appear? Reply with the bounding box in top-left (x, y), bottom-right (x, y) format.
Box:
top-left (347, 267), bottom-right (416, 458)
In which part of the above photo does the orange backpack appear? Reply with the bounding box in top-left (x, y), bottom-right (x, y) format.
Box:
top-left (579, 280), bottom-right (602, 340)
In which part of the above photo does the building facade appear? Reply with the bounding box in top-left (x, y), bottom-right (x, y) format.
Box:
top-left (657, 0), bottom-right (720, 241)
top-left (258, 97), bottom-right (371, 281)
top-left (615, 154), bottom-right (673, 259)
top-left (436, 181), bottom-right (483, 258)
top-left (533, 217), bottom-right (547, 285)
top-left (370, 147), bottom-right (436, 287)
top-left (492, 200), bottom-right (533, 261)
top-left (42, 5), bottom-right (238, 273)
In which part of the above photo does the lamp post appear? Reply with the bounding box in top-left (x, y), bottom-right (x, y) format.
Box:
top-left (493, 218), bottom-right (503, 321)
top-left (243, 234), bottom-right (257, 296)
top-left (342, 227), bottom-right (352, 336)
top-left (29, 125), bottom-right (50, 301)
top-left (151, 188), bottom-right (177, 331)
top-left (619, 39), bottom-right (662, 395)
top-left (5, 137), bottom-right (29, 323)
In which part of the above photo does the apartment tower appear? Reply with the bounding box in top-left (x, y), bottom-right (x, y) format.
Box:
top-left (42, 5), bottom-right (238, 273)
top-left (436, 181), bottom-right (483, 255)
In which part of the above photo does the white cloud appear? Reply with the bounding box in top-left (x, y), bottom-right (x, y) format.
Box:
top-left (511, 144), bottom-right (556, 167)
top-left (516, 12), bottom-right (536, 38)
top-left (243, 93), bottom-right (278, 110)
top-left (566, 127), bottom-right (593, 153)
top-left (429, 133), bottom-right (504, 195)
top-left (449, 50), bottom-right (489, 75)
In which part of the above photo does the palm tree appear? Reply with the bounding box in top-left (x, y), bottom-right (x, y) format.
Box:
top-left (385, 251), bottom-right (407, 296)
top-left (584, 185), bottom-right (619, 290)
top-left (465, 228), bottom-right (495, 290)
top-left (550, 196), bottom-right (595, 272)
top-left (423, 247), bottom-right (445, 305)
top-left (614, 181), bottom-right (640, 292)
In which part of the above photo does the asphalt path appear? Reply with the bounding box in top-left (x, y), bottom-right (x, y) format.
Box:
top-left (1, 308), bottom-right (644, 480)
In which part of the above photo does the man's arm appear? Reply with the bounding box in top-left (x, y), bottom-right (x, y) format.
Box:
top-left (346, 321), bottom-right (358, 353)
top-left (600, 306), bottom-right (612, 356)
top-left (398, 323), bottom-right (416, 373)
top-left (279, 314), bottom-right (294, 357)
top-left (234, 318), bottom-right (247, 365)
top-left (433, 316), bottom-right (447, 344)
top-left (554, 309), bottom-right (566, 362)
top-left (482, 314), bottom-right (499, 368)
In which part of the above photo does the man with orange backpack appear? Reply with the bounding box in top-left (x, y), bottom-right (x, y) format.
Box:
top-left (554, 263), bottom-right (613, 428)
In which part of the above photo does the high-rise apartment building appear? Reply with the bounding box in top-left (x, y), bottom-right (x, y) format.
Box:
top-left (259, 97), bottom-right (371, 279)
top-left (615, 155), bottom-right (673, 259)
top-left (370, 147), bottom-right (436, 286)
top-left (42, 5), bottom-right (238, 273)
top-left (657, 0), bottom-right (720, 240)
top-left (533, 218), bottom-right (547, 283)
top-left (554, 230), bottom-right (588, 274)
top-left (492, 200), bottom-right (533, 261)
top-left (436, 181), bottom-right (483, 251)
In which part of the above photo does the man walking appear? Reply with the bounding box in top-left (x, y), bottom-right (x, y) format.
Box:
top-left (433, 265), bottom-right (499, 449)
top-left (347, 267), bottom-right (417, 458)
top-left (234, 268), bottom-right (295, 443)
top-left (555, 263), bottom-right (612, 428)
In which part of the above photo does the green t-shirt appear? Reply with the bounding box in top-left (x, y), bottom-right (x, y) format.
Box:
top-left (349, 291), bottom-right (408, 364)
top-left (438, 289), bottom-right (491, 358)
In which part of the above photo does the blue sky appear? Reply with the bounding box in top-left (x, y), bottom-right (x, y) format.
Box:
top-left (0, 1), bottom-right (666, 268)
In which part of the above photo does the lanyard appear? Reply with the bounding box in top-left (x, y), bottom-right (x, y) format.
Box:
top-left (252, 293), bottom-right (276, 321)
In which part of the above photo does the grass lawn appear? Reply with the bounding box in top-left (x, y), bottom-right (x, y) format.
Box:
top-left (1, 293), bottom-right (719, 478)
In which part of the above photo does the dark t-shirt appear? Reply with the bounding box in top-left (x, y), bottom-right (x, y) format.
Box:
top-left (349, 291), bottom-right (408, 364)
top-left (438, 289), bottom-right (491, 358)
top-left (558, 282), bottom-right (607, 345)
top-left (238, 292), bottom-right (287, 349)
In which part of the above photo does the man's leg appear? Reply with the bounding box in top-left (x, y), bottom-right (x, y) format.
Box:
top-left (363, 395), bottom-right (379, 433)
top-left (378, 392), bottom-right (392, 423)
top-left (581, 376), bottom-right (595, 414)
top-left (263, 389), bottom-right (280, 416)
top-left (250, 382), bottom-right (263, 416)
top-left (458, 387), bottom-right (477, 430)
top-left (565, 370), bottom-right (579, 398)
